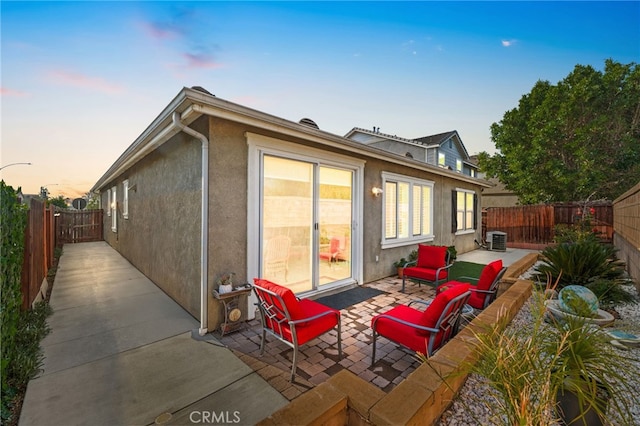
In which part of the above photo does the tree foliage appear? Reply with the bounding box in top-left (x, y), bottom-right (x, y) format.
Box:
top-left (1, 181), bottom-right (27, 418)
top-left (479, 60), bottom-right (640, 204)
top-left (84, 192), bottom-right (100, 210)
top-left (47, 195), bottom-right (68, 209)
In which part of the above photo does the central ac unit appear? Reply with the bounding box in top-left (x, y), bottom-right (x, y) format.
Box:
top-left (486, 231), bottom-right (507, 252)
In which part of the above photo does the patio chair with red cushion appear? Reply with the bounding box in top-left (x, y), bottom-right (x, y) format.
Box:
top-left (251, 278), bottom-right (342, 381)
top-left (319, 237), bottom-right (342, 266)
top-left (370, 284), bottom-right (471, 365)
top-left (436, 259), bottom-right (506, 310)
top-left (401, 245), bottom-right (453, 292)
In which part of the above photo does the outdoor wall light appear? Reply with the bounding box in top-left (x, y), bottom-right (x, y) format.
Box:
top-left (372, 187), bottom-right (383, 197)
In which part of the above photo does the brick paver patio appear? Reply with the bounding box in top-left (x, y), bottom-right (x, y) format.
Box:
top-left (220, 276), bottom-right (439, 400)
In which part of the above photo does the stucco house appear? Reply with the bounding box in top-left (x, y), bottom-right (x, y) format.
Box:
top-left (91, 87), bottom-right (491, 333)
top-left (344, 127), bottom-right (479, 177)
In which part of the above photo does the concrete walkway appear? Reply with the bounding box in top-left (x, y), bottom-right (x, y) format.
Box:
top-left (19, 242), bottom-right (287, 426)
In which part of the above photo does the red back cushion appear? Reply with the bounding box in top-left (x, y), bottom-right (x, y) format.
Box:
top-left (476, 260), bottom-right (503, 290)
top-left (417, 245), bottom-right (447, 269)
top-left (419, 283), bottom-right (470, 330)
top-left (253, 278), bottom-right (304, 320)
top-left (330, 238), bottom-right (340, 252)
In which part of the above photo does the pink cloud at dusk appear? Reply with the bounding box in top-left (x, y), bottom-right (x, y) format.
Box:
top-left (46, 70), bottom-right (125, 95)
top-left (0, 87), bottom-right (29, 97)
top-left (138, 20), bottom-right (183, 41)
top-left (182, 52), bottom-right (223, 69)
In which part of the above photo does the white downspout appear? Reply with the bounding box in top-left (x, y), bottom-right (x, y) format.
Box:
top-left (172, 111), bottom-right (210, 335)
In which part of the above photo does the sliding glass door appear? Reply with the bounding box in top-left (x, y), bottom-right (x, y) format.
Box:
top-left (261, 155), bottom-right (353, 294)
top-left (318, 166), bottom-right (352, 286)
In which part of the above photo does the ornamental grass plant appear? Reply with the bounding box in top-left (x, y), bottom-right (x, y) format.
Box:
top-left (466, 291), bottom-right (640, 426)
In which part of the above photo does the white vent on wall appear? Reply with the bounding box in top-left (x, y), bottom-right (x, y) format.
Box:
top-left (486, 231), bottom-right (507, 252)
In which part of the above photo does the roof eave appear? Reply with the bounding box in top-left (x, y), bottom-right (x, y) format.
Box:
top-left (92, 89), bottom-right (490, 192)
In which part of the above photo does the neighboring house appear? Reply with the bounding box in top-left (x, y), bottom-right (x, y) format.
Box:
top-left (91, 87), bottom-right (491, 333)
top-left (480, 177), bottom-right (521, 208)
top-left (468, 155), bottom-right (520, 209)
top-left (344, 128), bottom-right (479, 177)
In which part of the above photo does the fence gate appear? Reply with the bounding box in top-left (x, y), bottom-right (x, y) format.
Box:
top-left (56, 209), bottom-right (103, 244)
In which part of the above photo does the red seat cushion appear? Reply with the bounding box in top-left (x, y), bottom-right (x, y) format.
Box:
top-left (253, 279), bottom-right (339, 346)
top-left (417, 245), bottom-right (447, 269)
top-left (371, 305), bottom-right (430, 353)
top-left (419, 283), bottom-right (470, 331)
top-left (477, 260), bottom-right (503, 291)
top-left (403, 266), bottom-right (448, 282)
top-left (283, 299), bottom-right (339, 345)
top-left (437, 260), bottom-right (503, 309)
top-left (438, 280), bottom-right (479, 305)
top-left (253, 278), bottom-right (304, 320)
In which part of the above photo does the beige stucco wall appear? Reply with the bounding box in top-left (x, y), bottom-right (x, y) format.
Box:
top-left (613, 182), bottom-right (640, 290)
top-left (101, 118), bottom-right (205, 320)
top-left (101, 114), bottom-right (484, 330)
top-left (481, 178), bottom-right (520, 208)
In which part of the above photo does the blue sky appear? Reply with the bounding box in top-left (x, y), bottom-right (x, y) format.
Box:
top-left (2, 1), bottom-right (639, 198)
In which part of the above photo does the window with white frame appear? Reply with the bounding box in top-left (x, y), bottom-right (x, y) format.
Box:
top-left (122, 180), bottom-right (129, 219)
top-left (456, 159), bottom-right (462, 173)
top-left (453, 189), bottom-right (476, 233)
top-left (106, 189), bottom-right (111, 216)
top-left (383, 172), bottom-right (434, 247)
top-left (438, 152), bottom-right (446, 167)
top-left (111, 186), bottom-right (117, 232)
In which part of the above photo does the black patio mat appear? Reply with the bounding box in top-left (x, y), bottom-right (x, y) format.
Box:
top-left (314, 286), bottom-right (387, 311)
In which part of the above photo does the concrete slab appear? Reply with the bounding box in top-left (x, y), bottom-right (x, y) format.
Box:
top-left (167, 373), bottom-right (289, 425)
top-left (19, 241), bottom-right (287, 426)
top-left (21, 333), bottom-right (264, 425)
top-left (456, 247), bottom-right (539, 267)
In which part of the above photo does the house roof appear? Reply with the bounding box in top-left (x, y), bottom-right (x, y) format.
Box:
top-left (414, 130), bottom-right (456, 146)
top-left (415, 130), bottom-right (471, 159)
top-left (92, 88), bottom-right (490, 192)
top-left (346, 128), bottom-right (476, 169)
top-left (344, 127), bottom-right (419, 145)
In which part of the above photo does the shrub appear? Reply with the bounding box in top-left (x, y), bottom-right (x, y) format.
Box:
top-left (0, 183), bottom-right (53, 424)
top-left (1, 182), bottom-right (27, 420)
top-left (466, 295), bottom-right (639, 425)
top-left (586, 278), bottom-right (636, 309)
top-left (534, 241), bottom-right (628, 302)
top-left (553, 224), bottom-right (602, 244)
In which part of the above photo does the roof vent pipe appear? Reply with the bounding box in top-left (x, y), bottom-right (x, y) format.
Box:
top-left (172, 111), bottom-right (210, 336)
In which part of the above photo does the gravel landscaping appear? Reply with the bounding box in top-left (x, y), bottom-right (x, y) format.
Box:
top-left (438, 269), bottom-right (640, 426)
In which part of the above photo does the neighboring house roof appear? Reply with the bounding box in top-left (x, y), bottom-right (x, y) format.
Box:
top-left (92, 87), bottom-right (491, 192)
top-left (345, 127), bottom-right (477, 170)
top-left (415, 130), bottom-right (470, 158)
top-left (344, 127), bottom-right (419, 145)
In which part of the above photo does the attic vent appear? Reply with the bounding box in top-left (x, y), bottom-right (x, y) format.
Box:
top-left (299, 118), bottom-right (319, 129)
top-left (191, 86), bottom-right (214, 96)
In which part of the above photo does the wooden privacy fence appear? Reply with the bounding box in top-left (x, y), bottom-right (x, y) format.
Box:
top-left (20, 204), bottom-right (104, 308)
top-left (21, 199), bottom-right (55, 309)
top-left (56, 209), bottom-right (103, 244)
top-left (485, 202), bottom-right (614, 248)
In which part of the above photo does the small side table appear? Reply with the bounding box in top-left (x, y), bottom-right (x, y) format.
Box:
top-left (212, 287), bottom-right (252, 337)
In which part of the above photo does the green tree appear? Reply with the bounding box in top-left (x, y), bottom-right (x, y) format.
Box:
top-left (479, 60), bottom-right (640, 204)
top-left (84, 192), bottom-right (100, 210)
top-left (47, 195), bottom-right (68, 209)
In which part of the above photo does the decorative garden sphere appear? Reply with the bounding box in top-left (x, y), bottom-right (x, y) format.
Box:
top-left (558, 285), bottom-right (599, 316)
